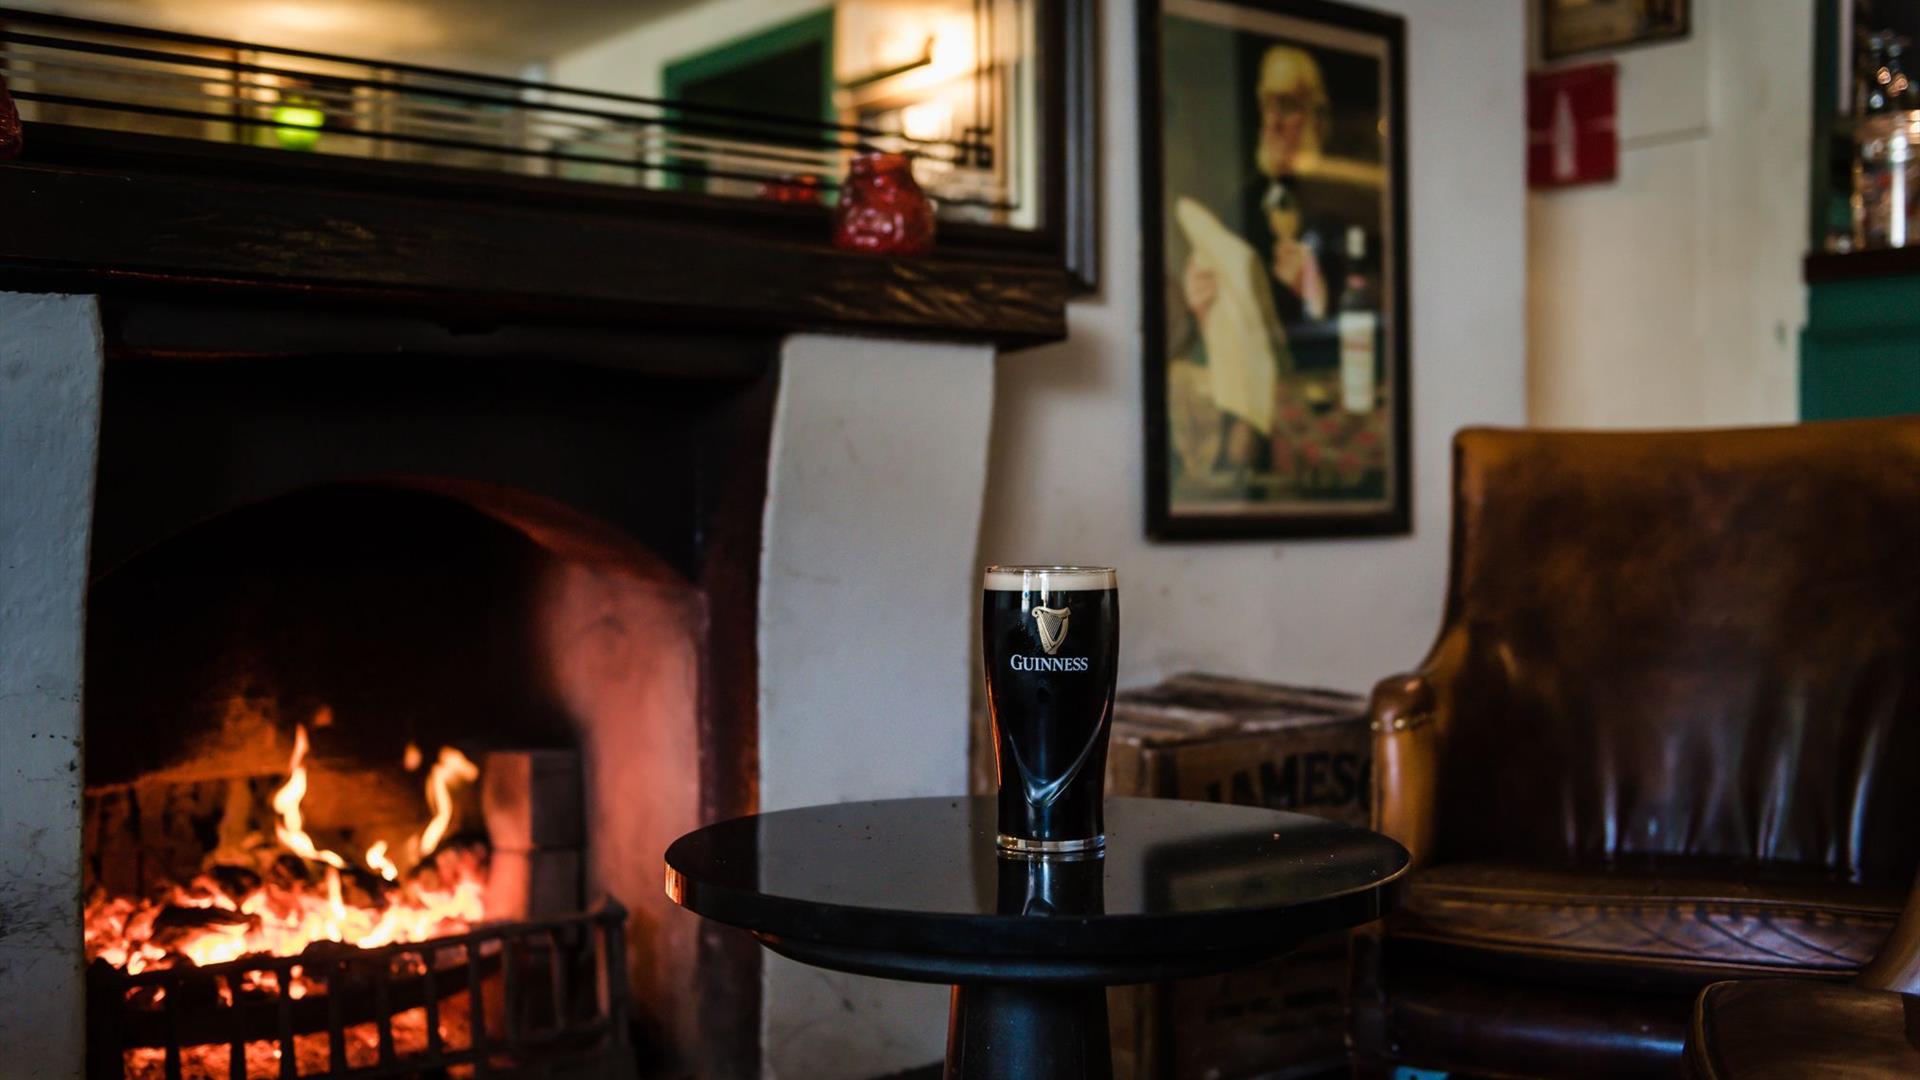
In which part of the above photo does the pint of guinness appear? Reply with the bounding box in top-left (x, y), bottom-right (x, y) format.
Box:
top-left (982, 565), bottom-right (1118, 855)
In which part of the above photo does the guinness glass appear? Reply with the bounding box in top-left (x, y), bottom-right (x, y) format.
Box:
top-left (982, 565), bottom-right (1118, 855)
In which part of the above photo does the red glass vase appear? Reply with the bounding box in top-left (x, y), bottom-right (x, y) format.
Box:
top-left (833, 152), bottom-right (935, 257)
top-left (0, 77), bottom-right (21, 161)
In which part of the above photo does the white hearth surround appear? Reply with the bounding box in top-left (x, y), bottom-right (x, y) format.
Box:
top-left (756, 336), bottom-right (993, 1077)
top-left (0, 293), bottom-right (103, 1080)
top-left (0, 314), bottom-right (995, 1079)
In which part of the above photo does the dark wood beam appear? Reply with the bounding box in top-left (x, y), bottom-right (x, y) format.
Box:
top-left (0, 125), bottom-right (1069, 350)
top-left (1806, 247), bottom-right (1920, 284)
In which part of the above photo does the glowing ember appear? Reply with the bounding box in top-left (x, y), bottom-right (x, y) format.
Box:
top-left (84, 720), bottom-right (485, 980)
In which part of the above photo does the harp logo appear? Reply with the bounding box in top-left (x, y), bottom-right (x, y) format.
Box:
top-left (1030, 604), bottom-right (1070, 655)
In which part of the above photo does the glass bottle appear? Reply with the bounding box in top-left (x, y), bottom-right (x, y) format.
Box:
top-left (1855, 33), bottom-right (1920, 248)
top-left (1336, 226), bottom-right (1378, 416)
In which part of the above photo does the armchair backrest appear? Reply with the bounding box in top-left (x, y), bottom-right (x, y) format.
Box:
top-left (1425, 421), bottom-right (1920, 886)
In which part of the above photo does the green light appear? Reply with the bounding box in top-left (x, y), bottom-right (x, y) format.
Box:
top-left (272, 104), bottom-right (324, 151)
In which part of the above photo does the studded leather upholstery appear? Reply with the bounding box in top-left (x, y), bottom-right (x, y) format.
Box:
top-left (1395, 862), bottom-right (1903, 982)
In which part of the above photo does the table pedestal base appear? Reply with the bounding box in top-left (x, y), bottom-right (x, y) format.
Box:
top-left (944, 983), bottom-right (1112, 1080)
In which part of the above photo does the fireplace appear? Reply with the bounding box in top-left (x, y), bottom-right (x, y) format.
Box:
top-left (71, 303), bottom-right (777, 1078)
top-left (80, 492), bottom-right (632, 1079)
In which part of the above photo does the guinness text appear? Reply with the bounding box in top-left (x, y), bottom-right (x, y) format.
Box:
top-left (1009, 654), bottom-right (1090, 673)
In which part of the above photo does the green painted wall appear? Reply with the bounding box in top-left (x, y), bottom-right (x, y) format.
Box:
top-left (659, 9), bottom-right (835, 193)
top-left (1801, 275), bottom-right (1920, 419)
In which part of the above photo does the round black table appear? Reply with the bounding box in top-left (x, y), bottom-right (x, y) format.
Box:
top-left (664, 795), bottom-right (1408, 1079)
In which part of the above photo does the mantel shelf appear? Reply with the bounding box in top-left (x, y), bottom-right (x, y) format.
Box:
top-left (1805, 246), bottom-right (1920, 285)
top-left (0, 124), bottom-right (1070, 350)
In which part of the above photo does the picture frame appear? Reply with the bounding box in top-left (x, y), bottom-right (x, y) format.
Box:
top-left (1140, 0), bottom-right (1410, 540)
top-left (1540, 0), bottom-right (1690, 62)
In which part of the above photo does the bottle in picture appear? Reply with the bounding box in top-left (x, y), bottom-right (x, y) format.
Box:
top-left (1337, 225), bottom-right (1379, 415)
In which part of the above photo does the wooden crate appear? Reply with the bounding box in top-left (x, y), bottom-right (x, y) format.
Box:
top-left (1105, 673), bottom-right (1370, 1080)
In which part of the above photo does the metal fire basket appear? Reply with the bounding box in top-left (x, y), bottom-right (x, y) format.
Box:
top-left (87, 901), bottom-right (633, 1080)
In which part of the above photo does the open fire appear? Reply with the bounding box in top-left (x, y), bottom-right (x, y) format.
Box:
top-left (84, 718), bottom-right (487, 987)
top-left (82, 716), bottom-right (629, 1080)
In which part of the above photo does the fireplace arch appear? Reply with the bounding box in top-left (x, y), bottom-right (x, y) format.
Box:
top-left (82, 315), bottom-right (776, 1076)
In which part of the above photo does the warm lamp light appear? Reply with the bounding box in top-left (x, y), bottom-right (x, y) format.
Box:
top-left (900, 100), bottom-right (953, 142)
top-left (272, 102), bottom-right (325, 151)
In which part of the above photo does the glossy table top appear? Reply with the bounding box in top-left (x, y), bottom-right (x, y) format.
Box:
top-left (665, 796), bottom-right (1409, 984)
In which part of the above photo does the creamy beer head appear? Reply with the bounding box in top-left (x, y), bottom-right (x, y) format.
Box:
top-left (981, 565), bottom-right (1119, 855)
top-left (983, 565), bottom-right (1117, 593)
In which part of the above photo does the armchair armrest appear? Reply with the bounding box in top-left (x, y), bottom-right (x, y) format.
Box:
top-left (1859, 864), bottom-right (1920, 994)
top-left (1370, 670), bottom-right (1441, 869)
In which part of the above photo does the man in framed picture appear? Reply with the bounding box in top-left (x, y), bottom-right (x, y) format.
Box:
top-left (1145, 0), bottom-right (1407, 538)
top-left (1177, 44), bottom-right (1355, 471)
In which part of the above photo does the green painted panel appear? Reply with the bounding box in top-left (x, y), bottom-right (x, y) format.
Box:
top-left (1800, 274), bottom-right (1920, 419)
top-left (1801, 331), bottom-right (1920, 418)
top-left (1806, 274), bottom-right (1920, 331)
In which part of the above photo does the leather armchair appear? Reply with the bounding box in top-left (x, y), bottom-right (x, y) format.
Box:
top-left (1352, 421), bottom-right (1920, 1078)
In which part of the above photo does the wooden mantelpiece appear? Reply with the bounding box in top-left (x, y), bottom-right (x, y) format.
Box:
top-left (0, 124), bottom-right (1070, 349)
top-left (1804, 247), bottom-right (1920, 284)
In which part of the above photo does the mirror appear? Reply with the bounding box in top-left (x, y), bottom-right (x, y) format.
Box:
top-left (0, 0), bottom-right (1062, 233)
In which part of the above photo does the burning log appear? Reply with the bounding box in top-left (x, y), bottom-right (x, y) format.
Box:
top-left (147, 905), bottom-right (255, 956)
top-left (84, 775), bottom-right (282, 897)
top-left (205, 864), bottom-right (261, 898)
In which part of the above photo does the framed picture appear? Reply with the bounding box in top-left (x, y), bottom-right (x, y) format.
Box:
top-left (1140, 0), bottom-right (1409, 540)
top-left (1540, 0), bottom-right (1690, 62)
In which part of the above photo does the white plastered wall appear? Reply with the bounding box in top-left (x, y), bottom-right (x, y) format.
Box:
top-left (0, 293), bottom-right (104, 1079)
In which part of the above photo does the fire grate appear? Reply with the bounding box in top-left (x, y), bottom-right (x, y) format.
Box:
top-left (87, 902), bottom-right (634, 1080)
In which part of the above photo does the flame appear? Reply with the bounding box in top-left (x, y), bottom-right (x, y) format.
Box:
top-left (419, 747), bottom-right (478, 857)
top-left (365, 840), bottom-right (398, 881)
top-left (84, 720), bottom-right (488, 987)
top-left (270, 724), bottom-right (348, 870)
top-left (403, 741), bottom-right (423, 772)
top-left (323, 867), bottom-right (346, 942)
